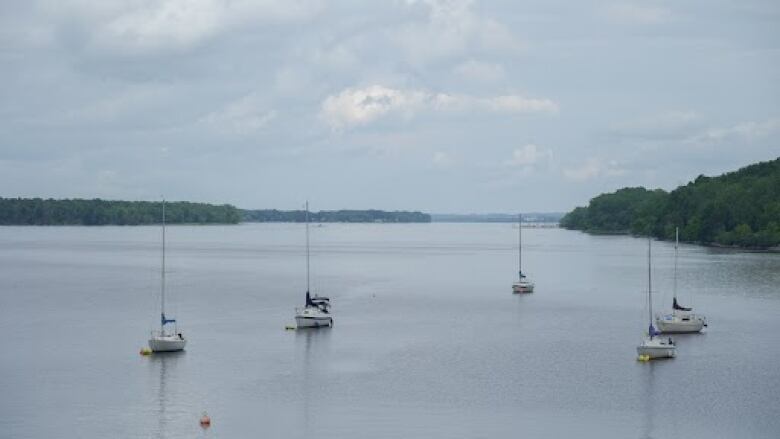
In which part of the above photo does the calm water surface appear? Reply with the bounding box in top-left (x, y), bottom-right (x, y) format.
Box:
top-left (1, 224), bottom-right (779, 438)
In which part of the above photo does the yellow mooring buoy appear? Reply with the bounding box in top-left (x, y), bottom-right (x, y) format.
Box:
top-left (140, 347), bottom-right (152, 356)
top-left (637, 354), bottom-right (650, 362)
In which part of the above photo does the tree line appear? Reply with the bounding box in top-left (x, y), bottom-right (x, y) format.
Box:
top-left (0, 198), bottom-right (241, 225)
top-left (559, 157), bottom-right (780, 249)
top-left (241, 209), bottom-right (431, 223)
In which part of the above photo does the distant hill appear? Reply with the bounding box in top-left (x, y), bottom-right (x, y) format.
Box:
top-left (560, 157), bottom-right (780, 249)
top-left (241, 209), bottom-right (431, 223)
top-left (431, 212), bottom-right (564, 223)
top-left (0, 198), bottom-right (241, 225)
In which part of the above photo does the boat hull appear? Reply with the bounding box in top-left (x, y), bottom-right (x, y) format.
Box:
top-left (295, 316), bottom-right (333, 328)
top-left (656, 315), bottom-right (705, 333)
top-left (149, 337), bottom-right (186, 352)
top-left (512, 283), bottom-right (534, 294)
top-left (637, 339), bottom-right (676, 359)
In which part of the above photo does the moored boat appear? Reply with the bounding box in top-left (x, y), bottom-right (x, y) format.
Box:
top-left (656, 228), bottom-right (707, 334)
top-left (294, 201), bottom-right (333, 329)
top-left (637, 238), bottom-right (675, 359)
top-left (512, 213), bottom-right (535, 294)
top-left (148, 199), bottom-right (186, 352)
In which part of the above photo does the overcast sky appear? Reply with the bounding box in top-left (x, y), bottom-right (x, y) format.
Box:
top-left (1, 0), bottom-right (778, 212)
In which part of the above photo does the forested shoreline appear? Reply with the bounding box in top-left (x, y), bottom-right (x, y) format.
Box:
top-left (0, 198), bottom-right (432, 225)
top-left (0, 198), bottom-right (241, 225)
top-left (241, 209), bottom-right (431, 223)
top-left (559, 158), bottom-right (780, 249)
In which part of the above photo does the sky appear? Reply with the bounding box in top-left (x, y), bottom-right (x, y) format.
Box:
top-left (1, 0), bottom-right (778, 212)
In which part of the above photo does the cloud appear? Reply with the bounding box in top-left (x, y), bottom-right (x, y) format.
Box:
top-left (563, 158), bottom-right (625, 181)
top-left (394, 0), bottom-right (523, 64)
top-left (604, 2), bottom-right (672, 24)
top-left (101, 0), bottom-right (225, 50)
top-left (319, 85), bottom-right (429, 130)
top-left (320, 85), bottom-right (558, 129)
top-left (46, 0), bottom-right (324, 53)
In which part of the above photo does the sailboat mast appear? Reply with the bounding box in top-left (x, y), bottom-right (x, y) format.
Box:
top-left (674, 227), bottom-right (679, 305)
top-left (161, 199), bottom-right (166, 331)
top-left (647, 238), bottom-right (653, 336)
top-left (518, 213), bottom-right (523, 278)
top-left (305, 201), bottom-right (310, 293)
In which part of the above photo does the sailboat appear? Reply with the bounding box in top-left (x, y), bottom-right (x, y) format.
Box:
top-left (656, 227), bottom-right (707, 333)
top-left (295, 202), bottom-right (333, 328)
top-left (637, 238), bottom-right (675, 359)
top-left (512, 214), bottom-right (534, 293)
top-left (148, 200), bottom-right (186, 352)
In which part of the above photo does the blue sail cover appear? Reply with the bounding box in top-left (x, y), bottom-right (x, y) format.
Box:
top-left (519, 271), bottom-right (526, 279)
top-left (648, 324), bottom-right (660, 338)
top-left (161, 313), bottom-right (176, 326)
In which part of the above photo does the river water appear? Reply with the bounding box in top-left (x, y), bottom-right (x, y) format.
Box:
top-left (1, 223), bottom-right (779, 438)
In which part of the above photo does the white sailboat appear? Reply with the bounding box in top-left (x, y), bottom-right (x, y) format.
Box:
top-left (637, 238), bottom-right (675, 359)
top-left (512, 213), bottom-right (534, 293)
top-left (295, 202), bottom-right (333, 329)
top-left (656, 228), bottom-right (707, 333)
top-left (148, 200), bottom-right (186, 352)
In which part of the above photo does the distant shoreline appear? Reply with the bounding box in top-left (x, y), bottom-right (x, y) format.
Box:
top-left (1, 196), bottom-right (569, 226)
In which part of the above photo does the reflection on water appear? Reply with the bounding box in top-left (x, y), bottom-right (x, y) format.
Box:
top-left (297, 328), bottom-right (332, 436)
top-left (640, 362), bottom-right (657, 439)
top-left (148, 352), bottom-right (185, 439)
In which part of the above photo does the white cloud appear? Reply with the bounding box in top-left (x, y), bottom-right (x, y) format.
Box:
top-left (605, 2), bottom-right (672, 24)
top-left (82, 0), bottom-right (322, 52)
top-left (395, 0), bottom-right (523, 64)
top-left (320, 85), bottom-right (558, 129)
top-left (102, 0), bottom-right (224, 50)
top-left (454, 59), bottom-right (506, 82)
top-left (320, 85), bottom-right (429, 130)
top-left (563, 158), bottom-right (625, 181)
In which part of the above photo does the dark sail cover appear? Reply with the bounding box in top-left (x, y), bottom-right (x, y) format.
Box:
top-left (305, 290), bottom-right (313, 307)
top-left (673, 297), bottom-right (692, 312)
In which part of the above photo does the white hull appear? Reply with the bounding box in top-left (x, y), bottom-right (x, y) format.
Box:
top-left (637, 338), bottom-right (676, 359)
top-left (149, 335), bottom-right (186, 352)
top-left (656, 314), bottom-right (705, 333)
top-left (295, 305), bottom-right (333, 328)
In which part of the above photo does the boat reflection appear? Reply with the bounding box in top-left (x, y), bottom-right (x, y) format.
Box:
top-left (640, 361), bottom-right (657, 439)
top-left (297, 328), bottom-right (332, 435)
top-left (148, 351), bottom-right (185, 439)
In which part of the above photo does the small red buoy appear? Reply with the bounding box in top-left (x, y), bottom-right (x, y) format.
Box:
top-left (199, 412), bottom-right (211, 428)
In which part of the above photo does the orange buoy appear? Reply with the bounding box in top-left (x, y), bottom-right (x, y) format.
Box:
top-left (199, 412), bottom-right (211, 428)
